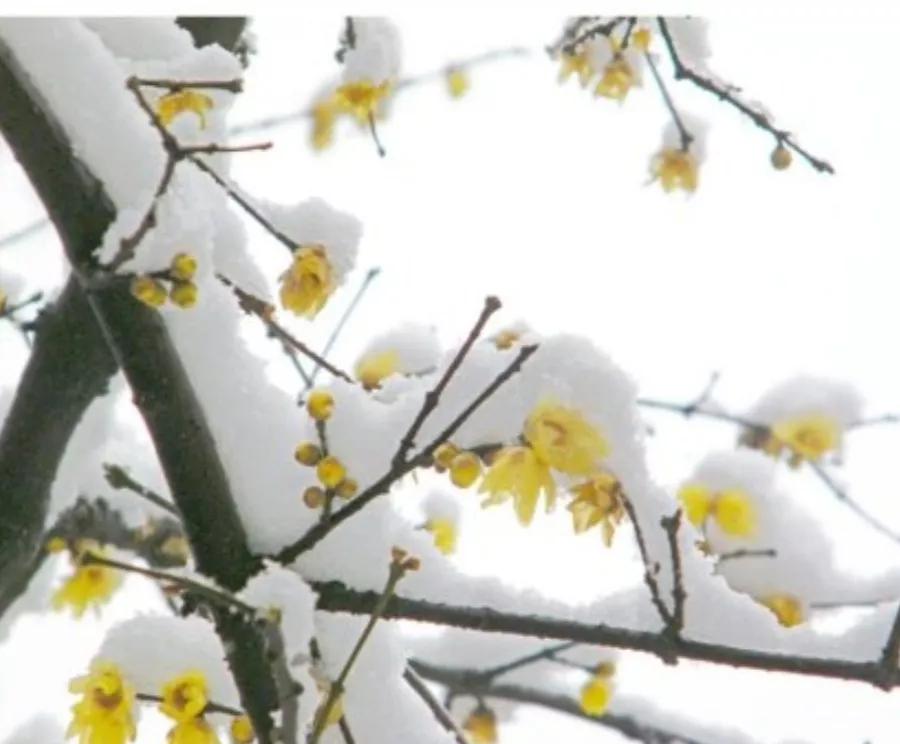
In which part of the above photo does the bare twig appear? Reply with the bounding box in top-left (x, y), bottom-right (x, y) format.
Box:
top-left (131, 76), bottom-right (243, 93)
top-left (717, 548), bottom-right (777, 562)
top-left (644, 47), bottom-right (692, 151)
top-left (103, 463), bottom-right (180, 517)
top-left (136, 691), bottom-right (244, 717)
top-left (403, 666), bottom-right (468, 744)
top-left (475, 641), bottom-right (579, 682)
top-left (661, 510), bottom-right (686, 636)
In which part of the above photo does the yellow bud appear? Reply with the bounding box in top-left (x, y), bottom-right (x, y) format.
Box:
top-left (336, 478), bottom-right (358, 499)
top-left (170, 252), bottom-right (198, 281)
top-left (130, 275), bottom-right (167, 308)
top-left (446, 67), bottom-right (469, 99)
top-left (230, 714), bottom-right (255, 744)
top-left (632, 27), bottom-right (652, 52)
top-left (317, 456), bottom-right (346, 489)
top-left (303, 486), bottom-right (326, 509)
top-left (294, 441), bottom-right (322, 466)
top-left (433, 442), bottom-right (459, 472)
top-left (169, 281), bottom-right (199, 309)
top-left (45, 536), bottom-right (67, 554)
top-left (449, 452), bottom-right (481, 488)
top-left (160, 536), bottom-right (190, 562)
top-left (771, 145), bottom-right (792, 170)
top-left (307, 390), bottom-right (334, 421)
top-left (580, 676), bottom-right (612, 716)
top-left (463, 706), bottom-right (497, 744)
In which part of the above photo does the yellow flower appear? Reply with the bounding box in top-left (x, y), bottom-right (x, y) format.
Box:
top-left (230, 715), bottom-right (254, 743)
top-left (433, 442), bottom-right (460, 471)
top-left (335, 80), bottom-right (391, 121)
top-left (632, 28), bottom-right (652, 52)
top-left (651, 148), bottom-right (699, 193)
top-left (594, 57), bottom-right (636, 101)
top-left (130, 275), bottom-right (167, 308)
top-left (492, 329), bottom-right (521, 350)
top-left (425, 518), bottom-right (458, 555)
top-left (294, 441), bottom-right (322, 466)
top-left (170, 281), bottom-right (199, 309)
top-left (355, 350), bottom-right (400, 390)
top-left (446, 67), bottom-right (469, 98)
top-left (170, 253), bottom-right (198, 281)
top-left (67, 661), bottom-right (136, 744)
top-left (311, 97), bottom-right (340, 151)
top-left (558, 50), bottom-right (594, 87)
top-left (280, 245), bottom-right (335, 318)
top-left (157, 90), bottom-right (215, 129)
top-left (480, 446), bottom-right (556, 526)
top-left (768, 414), bottom-right (840, 465)
top-left (449, 452), bottom-right (482, 488)
top-left (167, 719), bottom-right (220, 744)
top-left (568, 472), bottom-right (626, 546)
top-left (759, 594), bottom-right (805, 628)
top-left (463, 706), bottom-right (497, 744)
top-left (524, 401), bottom-right (609, 476)
top-left (159, 670), bottom-right (209, 723)
top-left (306, 389), bottom-right (335, 421)
top-left (317, 456), bottom-right (347, 489)
top-left (580, 674), bottom-right (613, 716)
top-left (677, 484), bottom-right (756, 538)
top-left (53, 542), bottom-right (122, 617)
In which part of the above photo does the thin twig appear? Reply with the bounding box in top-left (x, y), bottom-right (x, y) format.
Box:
top-left (337, 717), bottom-right (357, 744)
top-left (475, 641), bottom-right (579, 682)
top-left (392, 295), bottom-right (501, 468)
top-left (0, 217), bottom-right (49, 248)
top-left (136, 691), bottom-right (244, 717)
top-left (275, 344), bottom-right (538, 564)
top-left (644, 47), bottom-right (692, 151)
top-left (661, 510), bottom-right (685, 636)
top-left (132, 77), bottom-right (243, 93)
top-left (103, 463), bottom-right (180, 517)
top-left (717, 548), bottom-right (777, 562)
top-left (562, 17), bottom-right (627, 55)
top-left (403, 666), bottom-right (468, 744)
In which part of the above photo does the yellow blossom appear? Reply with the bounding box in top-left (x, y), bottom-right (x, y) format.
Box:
top-left (311, 97), bottom-right (340, 151)
top-left (760, 594), bottom-right (805, 628)
top-left (67, 660), bottom-right (136, 744)
top-left (768, 414), bottom-right (840, 465)
top-left (771, 144), bottom-right (792, 170)
top-left (446, 67), bottom-right (469, 98)
top-left (558, 50), bottom-right (594, 87)
top-left (449, 451), bottom-right (482, 488)
top-left (425, 518), bottom-right (458, 555)
top-left (280, 245), bottom-right (335, 318)
top-left (480, 446), bottom-right (557, 526)
top-left (159, 670), bottom-right (209, 723)
top-left (130, 275), bottom-right (167, 308)
top-left (317, 456), bottom-right (347, 489)
top-left (713, 489), bottom-right (757, 537)
top-left (335, 478), bottom-right (358, 499)
top-left (678, 483), bottom-right (713, 528)
top-left (463, 706), bottom-right (497, 744)
top-left (492, 329), bottom-right (520, 350)
top-left (167, 719), bottom-right (220, 744)
top-left (53, 542), bottom-right (122, 617)
top-left (170, 281), bottom-right (199, 309)
top-left (335, 80), bottom-right (391, 121)
top-left (306, 389), bottom-right (335, 421)
top-left (568, 472), bottom-right (626, 546)
top-left (157, 90), bottom-right (215, 129)
top-left (632, 28), bottom-right (652, 52)
top-left (294, 441), bottom-right (322, 466)
top-left (524, 401), bottom-right (609, 476)
top-left (594, 57), bottom-right (637, 101)
top-left (355, 350), bottom-right (400, 390)
top-left (170, 253), bottom-right (198, 281)
top-left (433, 442), bottom-right (460, 471)
top-left (230, 715), bottom-right (254, 744)
top-left (580, 675), bottom-right (613, 717)
top-left (651, 148), bottom-right (699, 193)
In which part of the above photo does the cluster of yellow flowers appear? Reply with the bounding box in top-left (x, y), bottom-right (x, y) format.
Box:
top-left (157, 89), bottom-right (215, 129)
top-left (557, 28), bottom-right (650, 102)
top-left (295, 390), bottom-right (358, 509)
top-left (130, 252), bottom-right (199, 310)
top-left (677, 483), bottom-right (757, 538)
top-left (51, 540), bottom-right (122, 618)
top-left (279, 245), bottom-right (335, 319)
top-left (650, 148), bottom-right (699, 193)
top-left (67, 663), bottom-right (255, 744)
top-left (579, 661), bottom-right (616, 716)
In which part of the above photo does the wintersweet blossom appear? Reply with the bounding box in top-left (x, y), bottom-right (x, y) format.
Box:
top-left (463, 705), bottom-right (498, 744)
top-left (354, 349), bottom-right (400, 390)
top-left (229, 715), bottom-right (254, 743)
top-left (678, 483), bottom-right (757, 538)
top-left (425, 518), bottom-right (457, 555)
top-left (759, 593), bottom-right (806, 627)
top-left (524, 401), bottom-right (609, 476)
top-left (53, 541), bottom-right (122, 617)
top-left (311, 96), bottom-right (340, 150)
top-left (156, 90), bottom-right (214, 129)
top-left (306, 389), bottom-right (335, 421)
top-left (594, 56), bottom-right (637, 101)
top-left (67, 661), bottom-right (136, 744)
top-left (170, 282), bottom-right (198, 309)
top-left (558, 49), bottom-right (594, 87)
top-left (169, 253), bottom-right (198, 281)
top-left (480, 446), bottom-right (557, 526)
top-left (159, 671), bottom-right (209, 722)
top-left (579, 664), bottom-right (615, 716)
top-left (448, 451), bottom-right (481, 488)
top-left (568, 472), bottom-right (626, 546)
top-left (650, 148), bottom-right (699, 193)
top-left (764, 414), bottom-right (841, 465)
top-left (446, 67), bottom-right (469, 98)
top-left (279, 245), bottom-right (335, 318)
top-left (130, 275), bottom-right (167, 308)
top-left (335, 80), bottom-right (391, 122)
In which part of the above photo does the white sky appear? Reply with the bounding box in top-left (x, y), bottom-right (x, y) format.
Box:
top-left (3, 12), bottom-right (900, 744)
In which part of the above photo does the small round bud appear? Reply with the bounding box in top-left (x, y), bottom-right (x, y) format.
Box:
top-left (170, 281), bottom-right (199, 309)
top-left (303, 486), bottom-right (326, 509)
top-left (230, 714), bottom-right (255, 744)
top-left (317, 456), bottom-right (346, 489)
top-left (131, 275), bottom-right (167, 308)
top-left (170, 252), bottom-right (198, 281)
top-left (294, 441), bottom-right (322, 466)
top-left (307, 390), bottom-right (334, 421)
top-left (433, 442), bottom-right (459, 472)
top-left (336, 478), bottom-right (358, 499)
top-left (45, 536), bottom-right (67, 554)
top-left (449, 451), bottom-right (481, 488)
top-left (770, 144), bottom-right (792, 170)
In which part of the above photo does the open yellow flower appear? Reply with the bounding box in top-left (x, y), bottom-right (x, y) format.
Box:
top-left (311, 96), bottom-right (341, 151)
top-left (558, 49), bottom-right (594, 87)
top-left (355, 349), bottom-right (400, 390)
top-left (480, 446), bottom-right (557, 526)
top-left (594, 57), bottom-right (637, 101)
top-left (167, 719), bottom-right (220, 744)
top-left (335, 80), bottom-right (391, 122)
top-left (759, 593), bottom-right (805, 628)
top-left (678, 483), bottom-right (756, 538)
top-left (53, 541), bottom-right (122, 618)
top-left (67, 660), bottom-right (136, 744)
top-left (230, 715), bottom-right (254, 744)
top-left (568, 472), bottom-right (626, 546)
top-left (651, 148), bottom-right (699, 193)
top-left (425, 518), bottom-right (458, 555)
top-left (524, 401), bottom-right (609, 476)
top-left (160, 671), bottom-right (209, 723)
top-left (579, 667), bottom-right (614, 716)
top-left (279, 245), bottom-right (335, 318)
top-left (157, 90), bottom-right (215, 129)
top-left (766, 414), bottom-right (840, 465)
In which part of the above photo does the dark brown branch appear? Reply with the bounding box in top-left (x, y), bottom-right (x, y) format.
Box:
top-left (392, 295), bottom-right (501, 468)
top-left (315, 581), bottom-right (900, 690)
top-left (561, 17), bottom-right (627, 55)
top-left (103, 463), bottom-right (180, 517)
top-left (136, 691), bottom-right (244, 717)
top-left (661, 510), bottom-right (686, 637)
top-left (656, 17), bottom-right (834, 174)
top-left (403, 666), bottom-right (468, 744)
top-left (476, 641), bottom-right (579, 682)
top-left (717, 548), bottom-right (777, 562)
top-left (275, 344), bottom-right (538, 564)
top-left (130, 76), bottom-right (243, 93)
